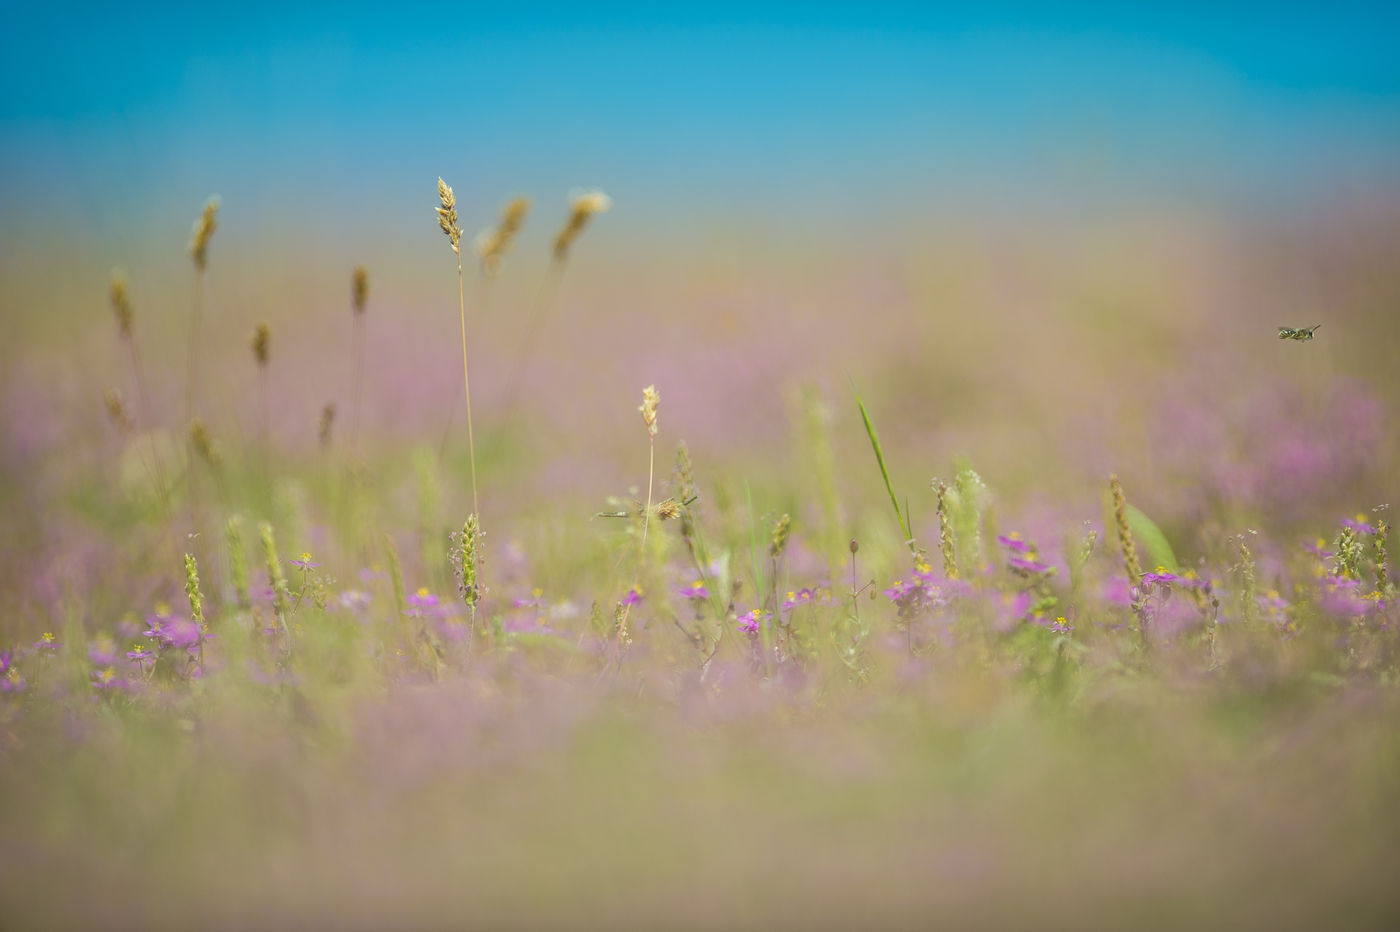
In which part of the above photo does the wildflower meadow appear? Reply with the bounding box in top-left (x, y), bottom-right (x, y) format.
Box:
top-left (3, 7), bottom-right (1400, 930)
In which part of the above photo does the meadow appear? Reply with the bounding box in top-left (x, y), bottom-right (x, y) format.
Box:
top-left (1, 183), bottom-right (1399, 930)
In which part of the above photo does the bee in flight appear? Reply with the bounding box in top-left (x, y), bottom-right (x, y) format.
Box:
top-left (1278, 324), bottom-right (1322, 341)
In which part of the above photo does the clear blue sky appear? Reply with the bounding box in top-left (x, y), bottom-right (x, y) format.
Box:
top-left (3, 2), bottom-right (1399, 236)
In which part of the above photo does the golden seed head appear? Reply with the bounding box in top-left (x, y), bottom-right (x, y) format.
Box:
top-left (109, 272), bottom-right (133, 337)
top-left (770, 513), bottom-right (792, 558)
top-left (553, 187), bottom-right (611, 260)
top-left (252, 322), bottom-right (270, 367)
top-left (189, 418), bottom-right (220, 466)
top-left (318, 402), bottom-right (336, 449)
top-left (501, 196), bottom-right (531, 231)
top-left (654, 500), bottom-right (682, 520)
top-left (189, 196), bottom-right (220, 271)
top-left (639, 384), bottom-right (660, 438)
top-left (103, 387), bottom-right (133, 433)
top-left (352, 266), bottom-right (369, 314)
top-left (474, 196), bottom-right (532, 275)
top-left (570, 188), bottom-right (612, 215)
top-left (436, 177), bottom-right (462, 254)
top-left (183, 553), bottom-right (205, 624)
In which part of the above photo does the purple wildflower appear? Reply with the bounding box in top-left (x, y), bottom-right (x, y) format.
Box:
top-left (33, 632), bottom-right (59, 652)
top-left (1140, 567), bottom-right (1207, 593)
top-left (1008, 555), bottom-right (1053, 575)
top-left (991, 590), bottom-right (1035, 632)
top-left (406, 588), bottom-right (440, 613)
top-left (677, 580), bottom-right (709, 602)
top-left (1341, 514), bottom-right (1377, 535)
top-left (290, 551), bottom-right (321, 570)
top-left (882, 579), bottom-right (917, 601)
top-left (621, 587), bottom-right (643, 607)
top-left (143, 609), bottom-right (176, 639)
top-left (91, 668), bottom-right (135, 692)
top-left (126, 643), bottom-right (154, 663)
top-left (1319, 575), bottom-right (1377, 618)
top-left (511, 588), bottom-right (546, 610)
top-left (1303, 537), bottom-right (1335, 560)
top-left (0, 649), bottom-right (11, 675)
top-left (997, 533), bottom-right (1034, 554)
top-left (781, 587), bottom-right (818, 613)
top-left (155, 618), bottom-right (203, 652)
top-left (737, 609), bottom-right (765, 634)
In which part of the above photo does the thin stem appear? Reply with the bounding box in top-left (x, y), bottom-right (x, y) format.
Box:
top-left (259, 367), bottom-right (270, 491)
top-left (350, 311), bottom-right (365, 460)
top-left (457, 255), bottom-right (479, 520)
top-left (640, 438), bottom-right (655, 557)
top-left (438, 272), bottom-right (491, 464)
top-left (185, 270), bottom-right (203, 424)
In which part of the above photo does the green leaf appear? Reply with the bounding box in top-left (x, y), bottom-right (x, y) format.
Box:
top-left (1126, 504), bottom-right (1178, 573)
top-left (856, 393), bottom-right (913, 548)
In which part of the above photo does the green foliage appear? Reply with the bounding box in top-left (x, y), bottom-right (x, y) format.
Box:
top-left (1125, 504), bottom-right (1178, 573)
top-left (856, 393), bottom-right (914, 553)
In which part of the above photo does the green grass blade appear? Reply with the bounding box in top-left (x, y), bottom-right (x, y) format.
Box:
top-left (856, 393), bottom-right (912, 547)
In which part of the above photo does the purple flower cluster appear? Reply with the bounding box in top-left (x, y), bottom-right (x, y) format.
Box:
top-left (144, 611), bottom-right (203, 652)
top-left (781, 587), bottom-right (822, 614)
top-left (676, 580), bottom-right (709, 602)
top-left (997, 533), bottom-right (1053, 576)
top-left (737, 609), bottom-right (766, 634)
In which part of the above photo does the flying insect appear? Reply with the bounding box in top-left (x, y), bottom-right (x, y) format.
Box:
top-left (1278, 324), bottom-right (1322, 341)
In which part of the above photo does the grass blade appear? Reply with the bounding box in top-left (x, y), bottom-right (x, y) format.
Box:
top-left (856, 393), bottom-right (913, 549)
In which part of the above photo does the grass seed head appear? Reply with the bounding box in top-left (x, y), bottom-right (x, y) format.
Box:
top-left (352, 266), bottom-right (369, 315)
top-left (259, 521), bottom-right (289, 616)
top-left (318, 403), bottom-right (336, 450)
top-left (933, 478), bottom-right (958, 580)
top-left (640, 384), bottom-right (660, 439)
top-left (189, 418), bottom-right (220, 468)
top-left (109, 272), bottom-right (133, 337)
top-left (183, 553), bottom-right (205, 626)
top-left (770, 513), bottom-right (791, 559)
top-left (475, 196), bottom-right (531, 275)
top-left (103, 388), bottom-right (133, 434)
top-left (252, 322), bottom-right (270, 367)
top-left (1109, 474), bottom-right (1143, 588)
top-left (225, 516), bottom-right (250, 608)
top-left (451, 514), bottom-right (484, 608)
top-left (189, 197), bottom-right (220, 272)
top-left (436, 177), bottom-right (462, 255)
top-left (553, 187), bottom-right (611, 260)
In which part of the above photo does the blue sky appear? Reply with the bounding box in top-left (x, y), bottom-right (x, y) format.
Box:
top-left (3, 2), bottom-right (1399, 238)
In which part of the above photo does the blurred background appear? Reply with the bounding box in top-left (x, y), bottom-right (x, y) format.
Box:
top-left (3, 2), bottom-right (1399, 570)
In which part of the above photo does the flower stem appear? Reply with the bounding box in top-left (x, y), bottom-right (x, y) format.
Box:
top-left (456, 255), bottom-right (481, 594)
